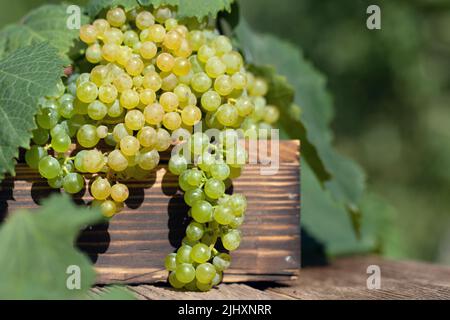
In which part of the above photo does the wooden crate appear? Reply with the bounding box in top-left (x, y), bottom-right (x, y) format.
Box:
top-left (0, 140), bottom-right (301, 284)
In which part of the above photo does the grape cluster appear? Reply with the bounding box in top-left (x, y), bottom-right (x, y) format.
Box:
top-left (25, 4), bottom-right (279, 290)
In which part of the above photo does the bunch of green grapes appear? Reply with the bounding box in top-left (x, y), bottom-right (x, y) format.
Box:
top-left (25, 4), bottom-right (279, 290)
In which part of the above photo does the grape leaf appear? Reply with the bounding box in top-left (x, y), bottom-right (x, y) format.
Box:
top-left (0, 4), bottom-right (89, 64)
top-left (301, 162), bottom-right (376, 256)
top-left (0, 195), bottom-right (134, 299)
top-left (236, 20), bottom-right (366, 213)
top-left (87, 0), bottom-right (234, 20)
top-left (0, 43), bottom-right (64, 182)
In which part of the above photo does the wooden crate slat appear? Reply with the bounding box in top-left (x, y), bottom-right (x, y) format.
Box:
top-left (0, 140), bottom-right (301, 284)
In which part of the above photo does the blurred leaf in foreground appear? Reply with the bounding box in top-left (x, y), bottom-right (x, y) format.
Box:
top-left (0, 195), bottom-right (134, 300)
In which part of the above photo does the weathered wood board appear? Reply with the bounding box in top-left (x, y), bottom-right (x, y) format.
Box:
top-left (0, 140), bottom-right (301, 284)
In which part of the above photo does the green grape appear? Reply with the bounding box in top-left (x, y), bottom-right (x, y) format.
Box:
top-left (190, 243), bottom-right (211, 263)
top-left (210, 163), bottom-right (230, 181)
top-left (181, 105), bottom-right (202, 126)
top-left (112, 123), bottom-right (132, 142)
top-left (77, 81), bottom-right (98, 103)
top-left (154, 128), bottom-right (171, 151)
top-left (106, 7), bottom-right (126, 27)
top-left (182, 236), bottom-right (199, 248)
top-left (168, 154), bottom-right (188, 175)
top-left (205, 57), bottom-right (226, 78)
top-left (32, 128), bottom-right (49, 145)
top-left (185, 221), bottom-right (204, 241)
top-left (179, 170), bottom-right (195, 191)
top-left (197, 45), bottom-right (215, 63)
top-left (204, 178), bottom-right (225, 199)
top-left (110, 183), bottom-right (129, 202)
top-left (196, 281), bottom-right (212, 292)
top-left (236, 97), bottom-right (254, 117)
top-left (201, 91), bottom-right (222, 112)
top-left (138, 148), bottom-right (160, 170)
top-left (108, 150), bottom-right (128, 172)
top-left (51, 134), bottom-right (71, 153)
top-left (186, 169), bottom-right (203, 187)
top-left (86, 43), bottom-right (102, 63)
top-left (216, 104), bottom-right (238, 127)
top-left (25, 146), bottom-right (46, 169)
top-left (80, 24), bottom-right (98, 44)
top-left (136, 10), bottom-right (154, 30)
top-left (195, 263), bottom-right (216, 284)
top-left (77, 124), bottom-right (100, 148)
top-left (50, 123), bottom-right (69, 138)
top-left (63, 173), bottom-right (84, 194)
top-left (263, 105), bottom-right (280, 124)
top-left (231, 72), bottom-right (247, 90)
top-left (87, 100), bottom-right (107, 120)
top-left (74, 150), bottom-right (88, 172)
top-left (191, 72), bottom-right (212, 93)
top-left (229, 216), bottom-right (244, 228)
top-left (59, 99), bottom-right (75, 119)
top-left (250, 78), bottom-right (268, 97)
top-left (38, 156), bottom-right (61, 179)
top-left (144, 103), bottom-right (164, 125)
top-left (213, 205), bottom-right (233, 225)
top-left (162, 112), bottom-right (182, 131)
top-left (191, 200), bottom-right (213, 223)
top-left (83, 149), bottom-right (105, 173)
top-left (176, 245), bottom-right (193, 264)
top-left (211, 271), bottom-right (223, 286)
top-left (169, 272), bottom-right (185, 289)
top-left (213, 253), bottom-right (231, 271)
top-left (221, 229), bottom-right (241, 251)
top-left (47, 175), bottom-right (63, 188)
top-left (137, 126), bottom-right (157, 148)
top-left (91, 177), bottom-right (111, 200)
top-left (165, 253), bottom-right (177, 271)
top-left (120, 136), bottom-right (140, 156)
top-left (175, 263), bottom-right (195, 283)
top-left (184, 280), bottom-right (198, 291)
top-left (96, 125), bottom-right (109, 139)
top-left (213, 35), bottom-right (232, 55)
top-left (221, 51), bottom-right (243, 74)
top-left (120, 89), bottom-right (140, 109)
top-left (125, 110), bottom-right (145, 131)
top-left (184, 188), bottom-right (205, 207)
top-left (36, 108), bottom-right (59, 129)
top-left (214, 75), bottom-right (233, 96)
top-left (229, 194), bottom-right (247, 216)
top-left (100, 200), bottom-right (117, 218)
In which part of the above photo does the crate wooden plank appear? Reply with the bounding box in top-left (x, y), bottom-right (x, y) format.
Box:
top-left (0, 140), bottom-right (300, 284)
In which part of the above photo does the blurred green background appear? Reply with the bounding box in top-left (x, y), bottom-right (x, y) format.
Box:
top-left (1, 0), bottom-right (450, 264)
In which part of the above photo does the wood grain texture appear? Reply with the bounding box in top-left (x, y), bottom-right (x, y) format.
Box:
top-left (113, 257), bottom-right (450, 300)
top-left (0, 140), bottom-right (301, 284)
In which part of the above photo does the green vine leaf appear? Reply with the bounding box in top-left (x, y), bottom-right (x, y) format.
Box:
top-left (0, 4), bottom-right (89, 64)
top-left (87, 0), bottom-right (234, 20)
top-left (0, 43), bottom-right (64, 182)
top-left (0, 194), bottom-right (134, 299)
top-left (236, 20), bottom-right (366, 214)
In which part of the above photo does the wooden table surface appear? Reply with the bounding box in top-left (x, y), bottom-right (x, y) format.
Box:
top-left (94, 256), bottom-right (450, 300)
